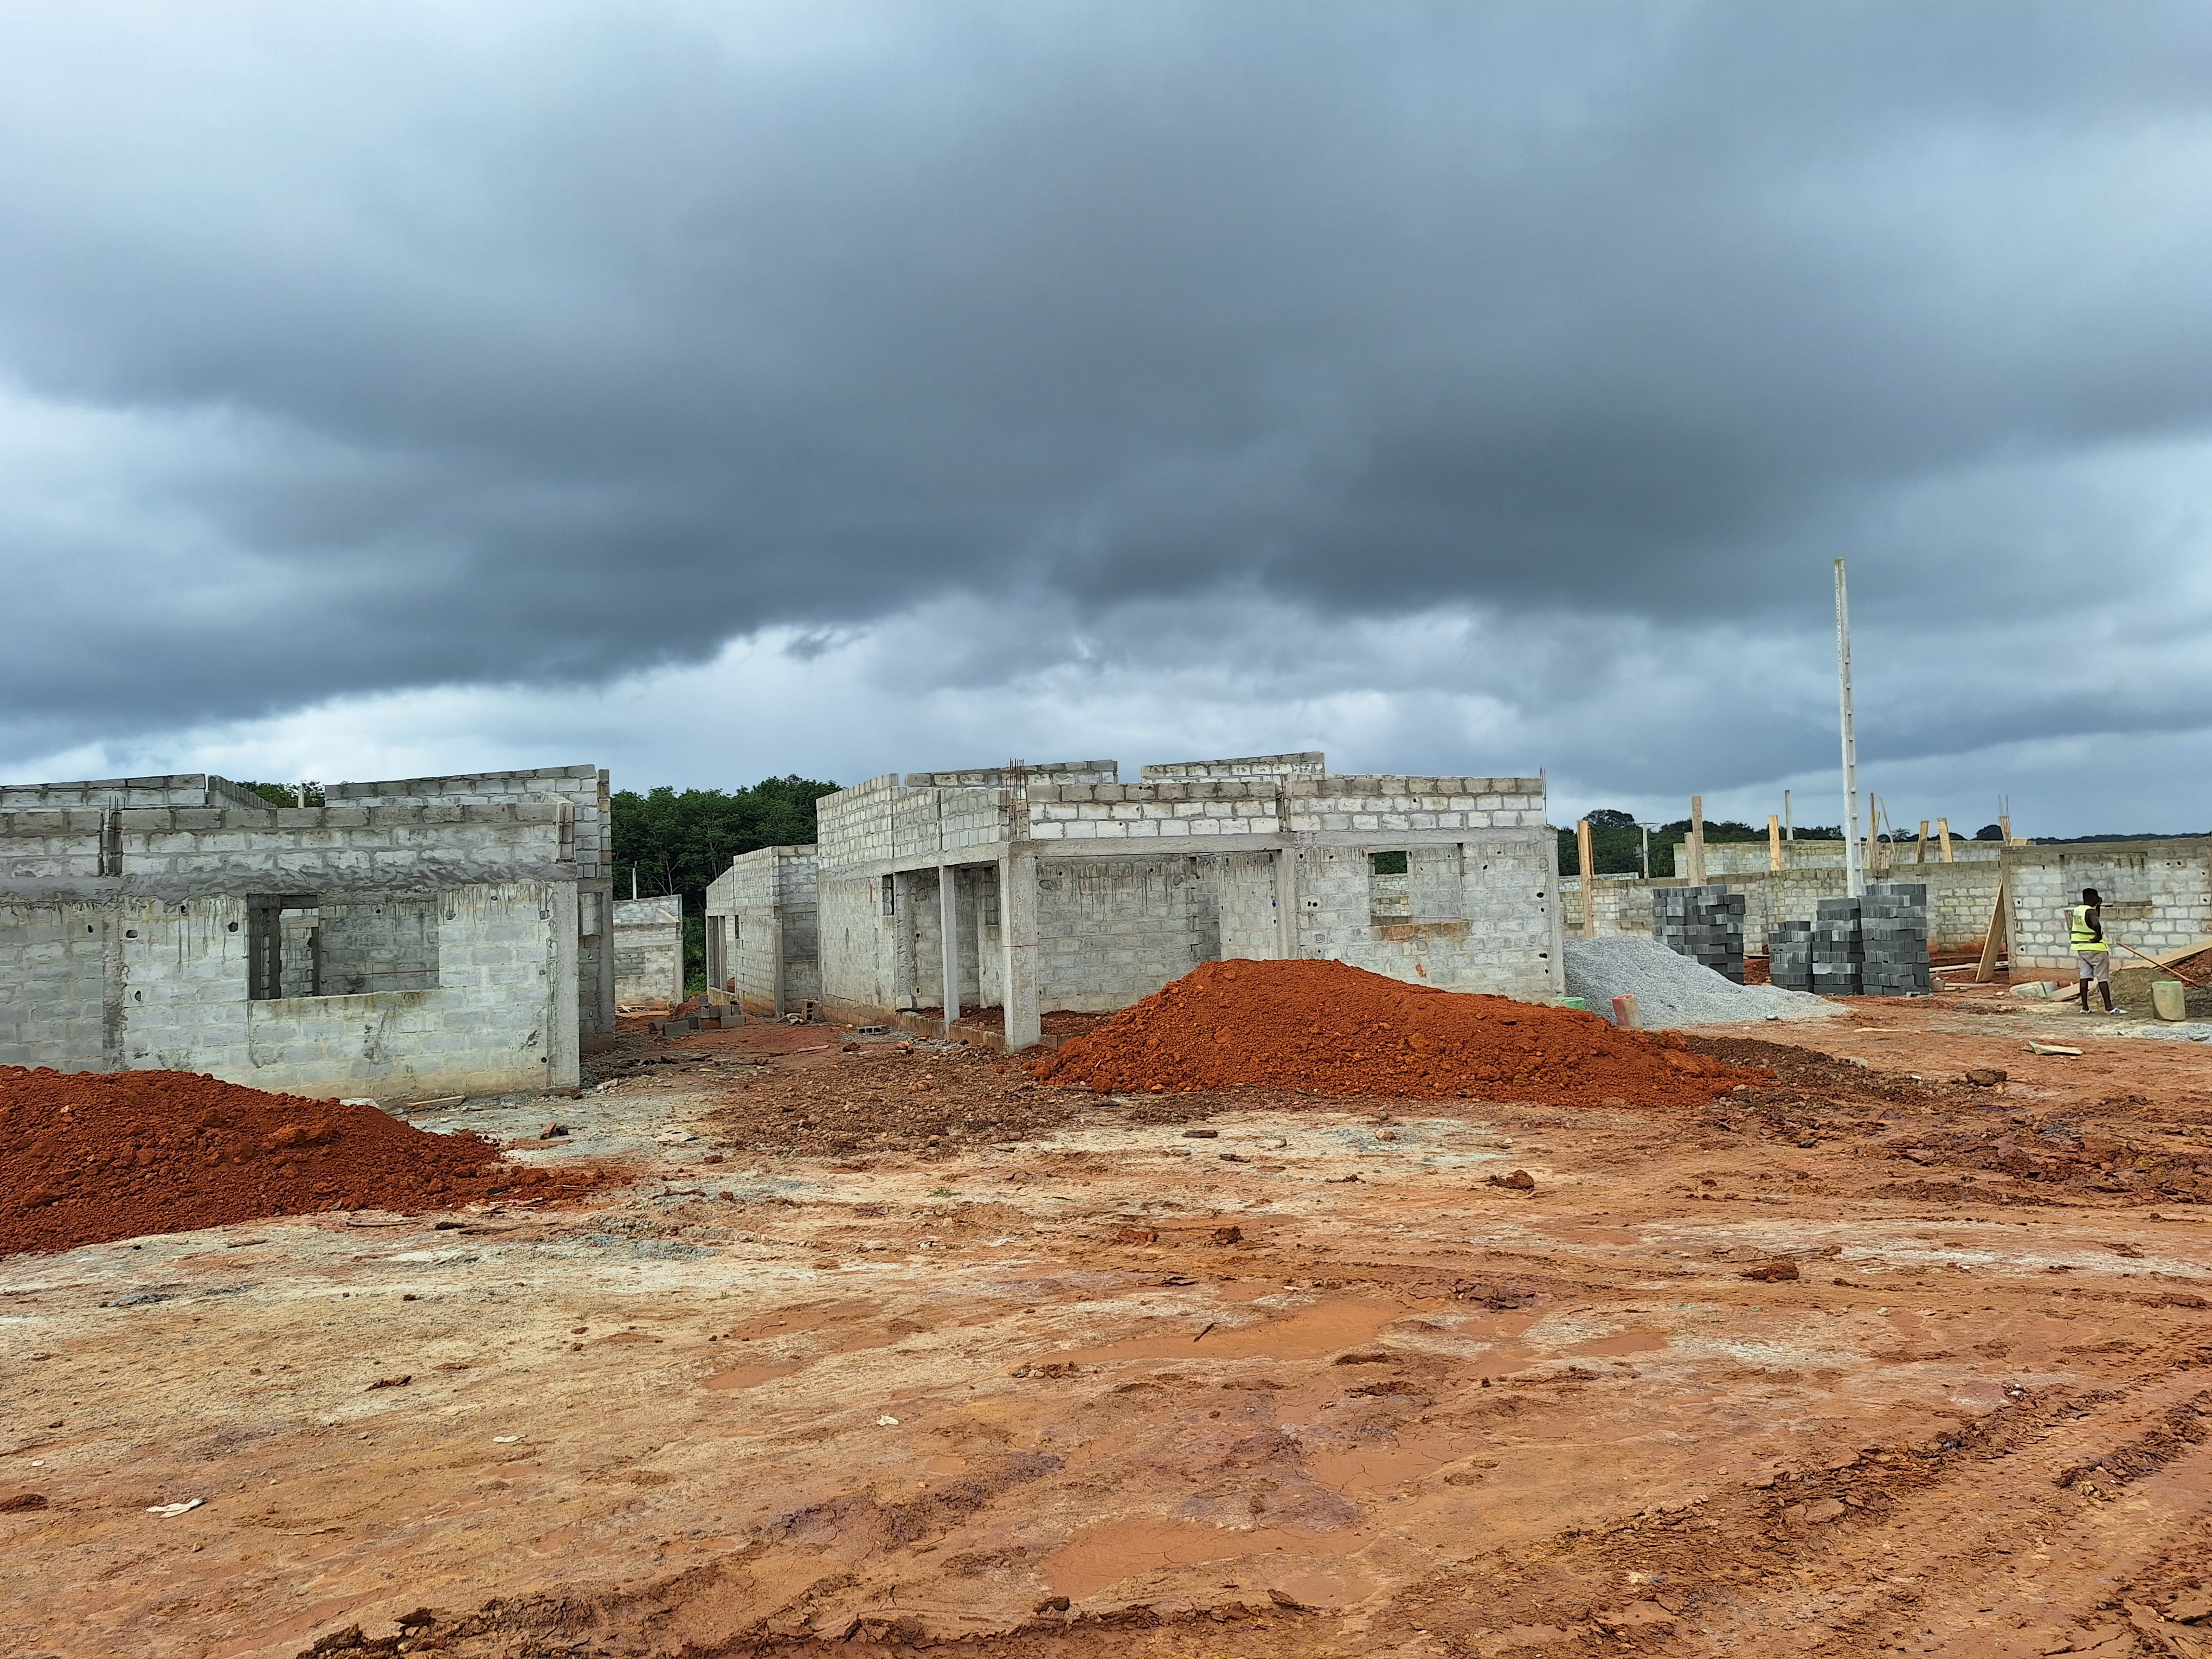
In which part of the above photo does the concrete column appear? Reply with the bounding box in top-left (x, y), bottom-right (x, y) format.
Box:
top-left (1274, 845), bottom-right (1301, 960)
top-left (769, 905), bottom-right (787, 1018)
top-left (1000, 850), bottom-right (1040, 1051)
top-left (938, 861), bottom-right (961, 1036)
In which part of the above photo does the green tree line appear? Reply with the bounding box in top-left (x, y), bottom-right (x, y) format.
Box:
top-left (609, 776), bottom-right (839, 909)
top-left (609, 776), bottom-right (840, 991)
top-left (1557, 807), bottom-right (1843, 877)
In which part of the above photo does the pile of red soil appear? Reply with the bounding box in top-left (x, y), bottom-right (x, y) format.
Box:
top-left (1027, 959), bottom-right (1769, 1107)
top-left (0, 1068), bottom-right (605, 1257)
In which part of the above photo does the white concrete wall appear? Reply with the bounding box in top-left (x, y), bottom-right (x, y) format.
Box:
top-left (0, 786), bottom-right (585, 1099)
top-left (2005, 840), bottom-right (2212, 972)
top-left (708, 846), bottom-right (822, 1017)
top-left (612, 895), bottom-right (684, 1008)
top-left (1699, 839), bottom-right (2002, 875)
top-left (327, 765), bottom-right (614, 1039)
top-left (1561, 860), bottom-right (2007, 955)
top-left (810, 760), bottom-right (1562, 1019)
top-left (0, 884), bottom-right (576, 1099)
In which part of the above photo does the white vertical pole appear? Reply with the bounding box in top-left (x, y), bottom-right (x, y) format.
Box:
top-left (1836, 558), bottom-right (1864, 898)
top-left (1784, 789), bottom-right (1793, 840)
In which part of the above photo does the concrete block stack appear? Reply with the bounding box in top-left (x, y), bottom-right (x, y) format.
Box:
top-left (1812, 897), bottom-right (1864, 995)
top-left (1651, 884), bottom-right (1745, 983)
top-left (1860, 881), bottom-right (1931, 996)
top-left (1767, 919), bottom-right (1815, 992)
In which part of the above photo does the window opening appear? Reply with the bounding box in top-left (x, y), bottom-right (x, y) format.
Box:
top-left (1368, 851), bottom-right (1410, 920)
top-left (248, 893), bottom-right (438, 999)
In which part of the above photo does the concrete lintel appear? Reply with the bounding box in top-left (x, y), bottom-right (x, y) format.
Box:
top-left (1293, 827), bottom-right (1548, 848)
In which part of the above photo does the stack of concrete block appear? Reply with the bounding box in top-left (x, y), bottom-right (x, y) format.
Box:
top-left (1652, 884), bottom-right (1745, 983)
top-left (1811, 897), bottom-right (1864, 996)
top-left (1767, 918), bottom-right (1815, 992)
top-left (1861, 881), bottom-right (1931, 996)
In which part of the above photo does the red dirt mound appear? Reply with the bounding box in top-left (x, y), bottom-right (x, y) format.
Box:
top-left (0, 1067), bottom-right (608, 1257)
top-left (1027, 959), bottom-right (1768, 1107)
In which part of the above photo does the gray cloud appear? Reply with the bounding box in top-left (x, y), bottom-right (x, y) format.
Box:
top-left (2, 0), bottom-right (2211, 814)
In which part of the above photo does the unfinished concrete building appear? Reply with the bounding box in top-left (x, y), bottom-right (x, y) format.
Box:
top-left (1561, 835), bottom-right (2212, 974)
top-left (713, 755), bottom-right (1560, 1045)
top-left (0, 766), bottom-right (614, 1100)
top-left (705, 846), bottom-right (819, 1018)
top-left (612, 894), bottom-right (684, 1009)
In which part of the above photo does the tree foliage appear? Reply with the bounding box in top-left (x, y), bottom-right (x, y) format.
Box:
top-left (1558, 811), bottom-right (1843, 877)
top-left (233, 780), bottom-right (325, 807)
top-left (608, 776), bottom-right (840, 915)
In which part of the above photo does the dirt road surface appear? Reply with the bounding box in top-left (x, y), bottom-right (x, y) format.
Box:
top-left (4, 986), bottom-right (2210, 1659)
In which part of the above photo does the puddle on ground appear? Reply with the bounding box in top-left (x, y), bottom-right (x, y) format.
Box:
top-left (1573, 1330), bottom-right (1670, 1358)
top-left (703, 1361), bottom-right (804, 1392)
top-left (1302, 1425), bottom-right (1474, 1496)
top-left (1054, 1298), bottom-right (1411, 1366)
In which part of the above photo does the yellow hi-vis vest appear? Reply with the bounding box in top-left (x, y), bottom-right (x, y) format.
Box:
top-left (2070, 905), bottom-right (2107, 951)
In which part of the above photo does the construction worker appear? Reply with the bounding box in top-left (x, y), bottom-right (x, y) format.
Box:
top-left (2071, 886), bottom-right (2113, 1013)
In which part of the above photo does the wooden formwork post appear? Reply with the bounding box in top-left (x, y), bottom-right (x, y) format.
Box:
top-left (1938, 817), bottom-right (1955, 863)
top-left (1975, 874), bottom-right (2009, 982)
top-left (1577, 819), bottom-right (1596, 936)
top-left (1767, 814), bottom-right (1783, 872)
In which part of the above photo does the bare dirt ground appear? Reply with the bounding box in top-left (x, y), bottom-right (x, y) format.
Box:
top-left (4, 983), bottom-right (2211, 1659)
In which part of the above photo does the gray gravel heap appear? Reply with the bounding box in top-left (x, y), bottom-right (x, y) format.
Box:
top-left (1563, 936), bottom-right (1844, 1029)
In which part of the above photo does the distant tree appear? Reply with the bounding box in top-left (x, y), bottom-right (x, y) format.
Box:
top-left (609, 776), bottom-right (840, 913)
top-left (1561, 812), bottom-right (1846, 877)
top-left (233, 781), bottom-right (325, 807)
top-left (1974, 824), bottom-right (2004, 841)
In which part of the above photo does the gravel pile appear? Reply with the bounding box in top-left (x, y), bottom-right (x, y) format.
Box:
top-left (1564, 936), bottom-right (1844, 1029)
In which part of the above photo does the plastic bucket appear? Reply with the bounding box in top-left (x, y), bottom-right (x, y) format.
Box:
top-left (2153, 979), bottom-right (2188, 1022)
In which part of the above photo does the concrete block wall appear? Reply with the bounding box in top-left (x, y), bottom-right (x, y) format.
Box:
top-left (316, 899), bottom-right (441, 996)
top-left (818, 871), bottom-right (897, 1021)
top-left (880, 865), bottom-right (996, 1012)
top-left (1700, 839), bottom-right (2002, 875)
top-left (0, 901), bottom-right (108, 1071)
top-left (708, 846), bottom-right (824, 1017)
top-left (1199, 851), bottom-right (1283, 960)
top-left (1140, 753), bottom-right (1326, 782)
top-left (0, 803), bottom-right (570, 889)
top-left (1036, 857), bottom-right (1210, 1011)
top-left (1562, 860), bottom-right (2006, 955)
top-left (902, 760), bottom-right (1120, 788)
top-left (325, 765), bottom-right (613, 1038)
top-left (0, 774), bottom-right (266, 811)
top-left (2005, 839), bottom-right (2212, 972)
top-left (0, 775), bottom-right (588, 1097)
top-left (1287, 776), bottom-right (1547, 834)
top-left (1023, 779), bottom-right (1288, 843)
top-left (809, 756), bottom-right (1561, 1024)
top-left (612, 895), bottom-right (684, 1008)
top-left (1296, 838), bottom-right (1560, 1000)
top-left (0, 883), bottom-right (577, 1098)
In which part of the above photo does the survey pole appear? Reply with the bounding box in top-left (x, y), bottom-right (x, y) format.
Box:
top-left (1835, 558), bottom-right (1864, 898)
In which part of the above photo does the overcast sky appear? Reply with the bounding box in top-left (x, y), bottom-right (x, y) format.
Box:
top-left (4, 1), bottom-right (2209, 835)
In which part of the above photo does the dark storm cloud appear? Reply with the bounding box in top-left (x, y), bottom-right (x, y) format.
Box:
top-left (2, 0), bottom-right (2211, 762)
